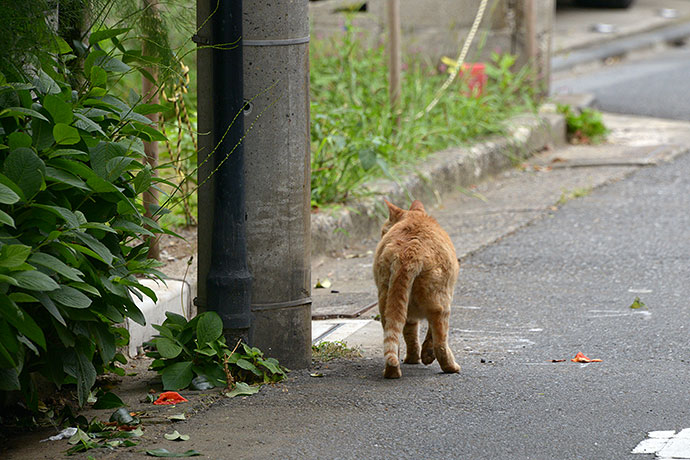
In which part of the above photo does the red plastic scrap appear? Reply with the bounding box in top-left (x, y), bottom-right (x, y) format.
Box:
top-left (571, 352), bottom-right (602, 363)
top-left (153, 391), bottom-right (188, 405)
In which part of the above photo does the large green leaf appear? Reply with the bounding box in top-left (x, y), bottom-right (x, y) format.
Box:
top-left (73, 113), bottom-right (105, 135)
top-left (196, 312), bottom-right (223, 346)
top-left (235, 359), bottom-right (262, 377)
top-left (96, 55), bottom-right (131, 74)
top-left (89, 28), bottom-right (130, 45)
top-left (72, 231), bottom-right (114, 265)
top-left (33, 69), bottom-right (60, 95)
top-left (0, 367), bottom-right (20, 392)
top-left (90, 322), bottom-right (115, 363)
top-left (44, 166), bottom-right (90, 191)
top-left (8, 132), bottom-right (32, 150)
top-left (0, 173), bottom-right (24, 202)
top-left (112, 218), bottom-right (153, 237)
top-left (133, 168), bottom-right (151, 194)
top-left (126, 302), bottom-right (146, 326)
top-left (12, 270), bottom-right (60, 291)
top-left (161, 361), bottom-right (194, 391)
top-left (63, 242), bottom-right (108, 265)
top-left (93, 391), bottom-right (125, 410)
top-left (49, 285), bottom-right (92, 309)
top-left (43, 94), bottom-right (73, 124)
top-left (63, 350), bottom-right (97, 407)
top-left (133, 103), bottom-right (168, 115)
top-left (0, 294), bottom-right (46, 350)
top-left (37, 292), bottom-right (66, 326)
top-left (89, 65), bottom-right (107, 88)
top-left (106, 156), bottom-right (138, 180)
top-left (32, 204), bottom-right (80, 229)
top-left (29, 252), bottom-right (84, 282)
top-left (3, 148), bottom-right (45, 199)
top-left (0, 183), bottom-right (20, 204)
top-left (53, 123), bottom-right (81, 145)
top-left (0, 107), bottom-right (49, 122)
top-left (0, 210), bottom-right (14, 228)
top-left (31, 118), bottom-right (55, 150)
top-left (155, 337), bottom-right (183, 359)
top-left (0, 244), bottom-right (31, 268)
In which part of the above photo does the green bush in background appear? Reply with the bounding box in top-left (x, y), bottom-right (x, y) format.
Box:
top-left (309, 25), bottom-right (537, 207)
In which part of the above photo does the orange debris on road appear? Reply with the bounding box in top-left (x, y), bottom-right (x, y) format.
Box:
top-left (571, 352), bottom-right (603, 363)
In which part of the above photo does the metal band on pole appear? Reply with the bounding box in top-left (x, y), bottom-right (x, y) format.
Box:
top-left (243, 37), bottom-right (310, 46)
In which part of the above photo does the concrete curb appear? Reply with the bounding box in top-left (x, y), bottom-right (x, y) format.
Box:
top-left (311, 112), bottom-right (567, 257)
top-left (552, 21), bottom-right (690, 72)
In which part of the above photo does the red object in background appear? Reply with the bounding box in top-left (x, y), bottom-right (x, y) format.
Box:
top-left (153, 391), bottom-right (188, 405)
top-left (460, 63), bottom-right (487, 97)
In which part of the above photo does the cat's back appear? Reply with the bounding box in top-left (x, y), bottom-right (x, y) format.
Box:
top-left (376, 212), bottom-right (456, 267)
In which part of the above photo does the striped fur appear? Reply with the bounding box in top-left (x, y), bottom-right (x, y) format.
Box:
top-left (373, 200), bottom-right (460, 379)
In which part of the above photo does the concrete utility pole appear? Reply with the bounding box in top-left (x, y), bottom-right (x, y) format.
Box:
top-left (196, 0), bottom-right (311, 369)
top-left (242, 0), bottom-right (311, 370)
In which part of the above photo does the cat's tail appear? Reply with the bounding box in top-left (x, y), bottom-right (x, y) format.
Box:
top-left (383, 259), bottom-right (422, 378)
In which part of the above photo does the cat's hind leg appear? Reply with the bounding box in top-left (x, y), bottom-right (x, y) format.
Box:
top-left (402, 320), bottom-right (421, 364)
top-left (429, 308), bottom-right (460, 374)
top-left (421, 325), bottom-right (435, 365)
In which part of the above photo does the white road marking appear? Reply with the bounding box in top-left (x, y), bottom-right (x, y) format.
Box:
top-left (587, 309), bottom-right (652, 319)
top-left (312, 319), bottom-right (373, 344)
top-left (628, 288), bottom-right (653, 294)
top-left (632, 429), bottom-right (690, 459)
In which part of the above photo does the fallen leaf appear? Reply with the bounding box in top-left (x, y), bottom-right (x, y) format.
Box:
top-left (550, 359), bottom-right (566, 363)
top-left (310, 372), bottom-right (324, 378)
top-left (109, 407), bottom-right (139, 426)
top-left (146, 448), bottom-right (201, 457)
top-left (154, 391), bottom-right (188, 405)
top-left (168, 413), bottom-right (186, 421)
top-left (164, 430), bottom-right (190, 441)
top-left (67, 428), bottom-right (91, 445)
top-left (315, 278), bottom-right (332, 289)
top-left (571, 352), bottom-right (602, 363)
top-left (224, 382), bottom-right (260, 398)
top-left (629, 297), bottom-right (646, 309)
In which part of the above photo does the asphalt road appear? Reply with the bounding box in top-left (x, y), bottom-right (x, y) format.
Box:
top-left (168, 53), bottom-right (690, 459)
top-left (552, 44), bottom-right (690, 120)
top-left (169, 137), bottom-right (690, 460)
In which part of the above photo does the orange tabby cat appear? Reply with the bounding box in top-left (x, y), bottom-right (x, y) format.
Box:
top-left (373, 200), bottom-right (461, 379)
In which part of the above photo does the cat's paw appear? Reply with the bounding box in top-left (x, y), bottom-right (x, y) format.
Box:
top-left (440, 362), bottom-right (461, 374)
top-left (384, 364), bottom-right (402, 379)
top-left (421, 348), bottom-right (436, 365)
top-left (403, 354), bottom-right (421, 364)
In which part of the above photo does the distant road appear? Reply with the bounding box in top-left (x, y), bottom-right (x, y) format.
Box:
top-left (552, 44), bottom-right (690, 121)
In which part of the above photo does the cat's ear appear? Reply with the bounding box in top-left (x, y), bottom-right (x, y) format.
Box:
top-left (385, 199), bottom-right (404, 221)
top-left (409, 200), bottom-right (425, 212)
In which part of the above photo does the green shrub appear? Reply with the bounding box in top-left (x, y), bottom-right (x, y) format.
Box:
top-left (145, 311), bottom-right (287, 391)
top-left (557, 104), bottom-right (608, 144)
top-left (0, 27), bottom-right (171, 409)
top-left (310, 25), bottom-right (537, 207)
